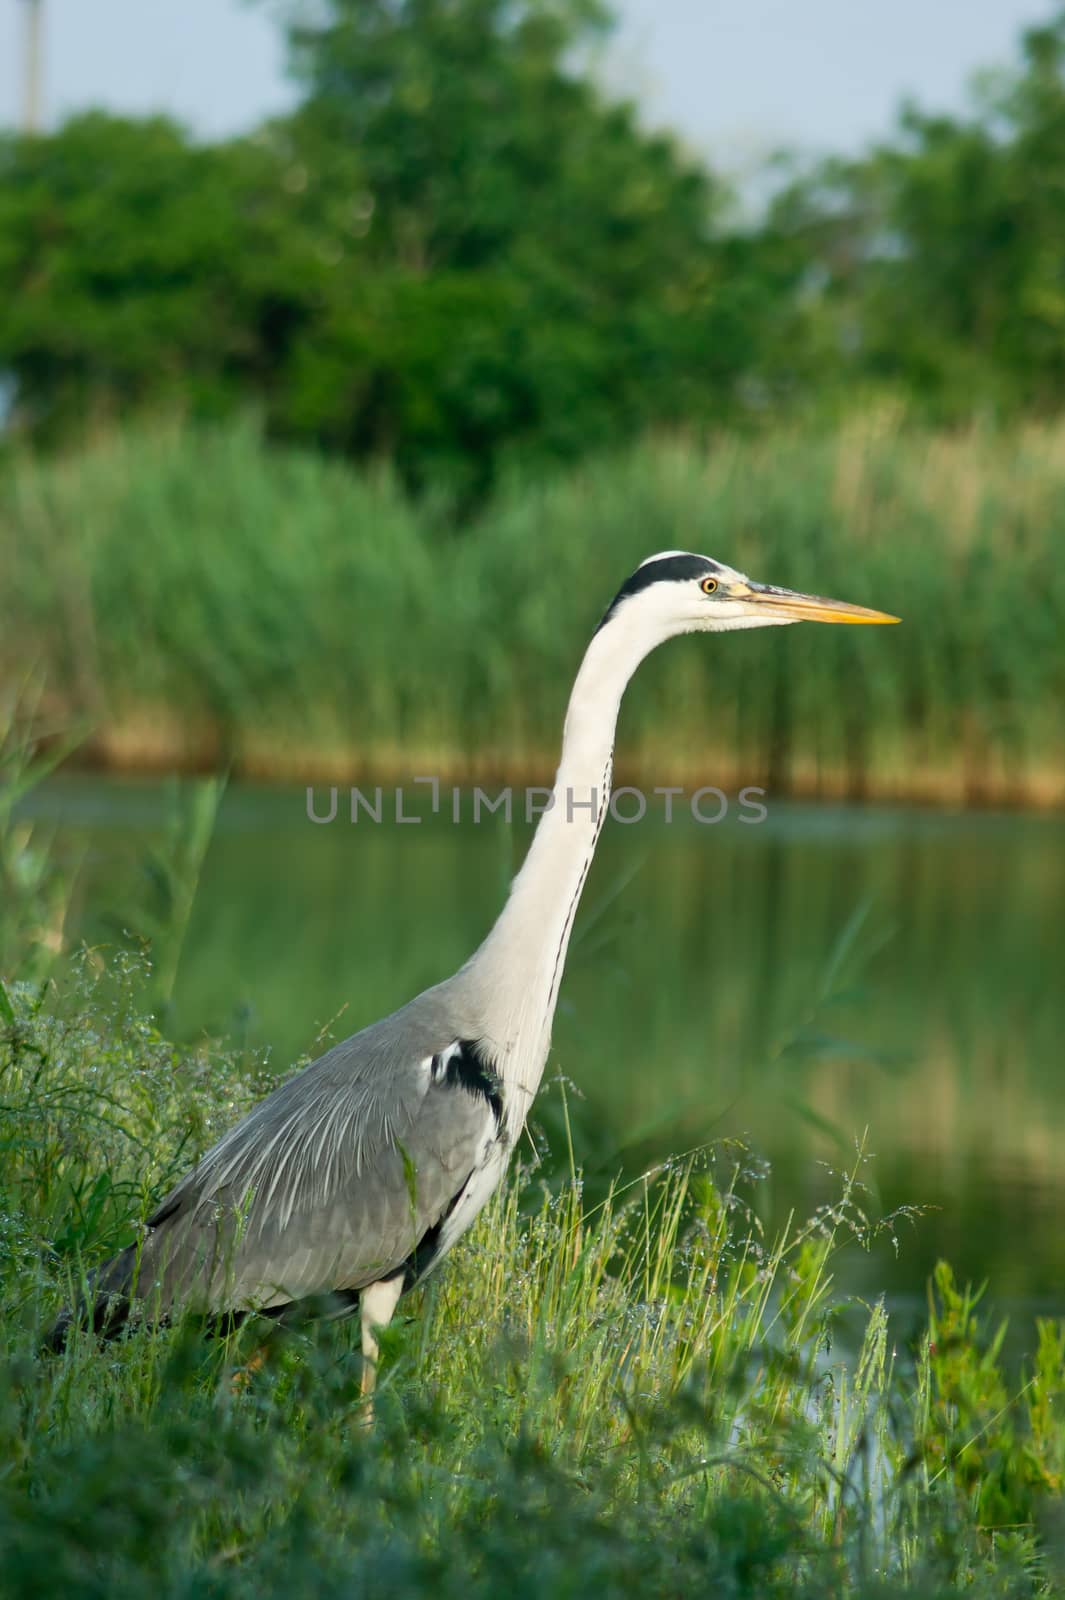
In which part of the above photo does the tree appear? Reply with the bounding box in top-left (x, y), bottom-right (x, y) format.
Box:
top-left (0, 110), bottom-right (364, 438)
top-left (261, 0), bottom-right (798, 494)
top-left (770, 10), bottom-right (1065, 415)
top-left (0, 3), bottom-right (819, 489)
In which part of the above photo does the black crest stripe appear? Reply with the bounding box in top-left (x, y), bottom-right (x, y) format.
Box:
top-left (595, 555), bottom-right (721, 633)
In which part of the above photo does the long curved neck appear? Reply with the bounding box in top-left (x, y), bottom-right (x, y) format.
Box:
top-left (465, 612), bottom-right (662, 1116)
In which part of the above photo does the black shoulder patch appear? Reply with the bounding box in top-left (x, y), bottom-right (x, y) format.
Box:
top-left (431, 1039), bottom-right (504, 1126)
top-left (596, 554), bottom-right (721, 633)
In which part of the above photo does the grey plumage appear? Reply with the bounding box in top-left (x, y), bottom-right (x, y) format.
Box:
top-left (49, 551), bottom-right (897, 1367)
top-left (52, 984), bottom-right (500, 1340)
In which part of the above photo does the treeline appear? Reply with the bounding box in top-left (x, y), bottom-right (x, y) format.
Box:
top-left (3, 0), bottom-right (1065, 495)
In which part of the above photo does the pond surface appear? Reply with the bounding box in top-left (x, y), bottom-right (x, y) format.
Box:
top-left (26, 776), bottom-right (1065, 1337)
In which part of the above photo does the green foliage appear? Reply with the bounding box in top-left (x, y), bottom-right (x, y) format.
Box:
top-left (0, 682), bottom-right (265, 1276)
top-left (0, 961), bottom-right (1063, 1595)
top-left (5, 4), bottom-right (1065, 487)
top-left (1, 415), bottom-right (1063, 800)
top-left (271, 0), bottom-right (798, 495)
top-left (772, 11), bottom-right (1065, 417)
top-left (0, 1), bottom-right (805, 496)
top-left (0, 677), bottom-right (86, 978)
top-left (919, 1263), bottom-right (1065, 1545)
top-left (0, 109), bottom-right (362, 438)
top-left (0, 754), bottom-right (1062, 1594)
top-left (0, 956), bottom-right (268, 1276)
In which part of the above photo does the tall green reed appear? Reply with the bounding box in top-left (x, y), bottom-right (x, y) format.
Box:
top-left (1, 413), bottom-right (1063, 799)
top-left (2, 950), bottom-right (1061, 1597)
top-left (0, 677), bottom-right (88, 979)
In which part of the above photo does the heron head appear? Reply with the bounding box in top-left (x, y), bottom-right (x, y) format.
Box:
top-left (598, 552), bottom-right (900, 638)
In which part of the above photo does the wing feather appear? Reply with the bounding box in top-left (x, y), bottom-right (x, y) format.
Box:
top-left (119, 1008), bottom-right (499, 1318)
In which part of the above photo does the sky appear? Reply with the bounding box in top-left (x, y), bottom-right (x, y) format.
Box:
top-left (0, 0), bottom-right (1057, 176)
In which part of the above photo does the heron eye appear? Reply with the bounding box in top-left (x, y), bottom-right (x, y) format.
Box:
top-left (701, 577), bottom-right (718, 595)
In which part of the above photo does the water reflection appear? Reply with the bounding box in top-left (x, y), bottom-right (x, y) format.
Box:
top-left (30, 777), bottom-right (1065, 1316)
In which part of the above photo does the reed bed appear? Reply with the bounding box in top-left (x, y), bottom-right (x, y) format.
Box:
top-left (2, 413), bottom-right (1064, 804)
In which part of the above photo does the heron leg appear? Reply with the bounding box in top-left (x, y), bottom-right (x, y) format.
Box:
top-left (359, 1277), bottom-right (404, 1402)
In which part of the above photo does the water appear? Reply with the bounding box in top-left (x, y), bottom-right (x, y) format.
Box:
top-left (25, 776), bottom-right (1065, 1333)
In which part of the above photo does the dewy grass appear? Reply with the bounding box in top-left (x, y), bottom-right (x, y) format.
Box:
top-left (1, 412), bottom-right (1063, 803)
top-left (1, 963), bottom-right (1064, 1597)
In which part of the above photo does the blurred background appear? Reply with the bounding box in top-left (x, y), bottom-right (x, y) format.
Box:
top-left (1, 0), bottom-right (1064, 1326)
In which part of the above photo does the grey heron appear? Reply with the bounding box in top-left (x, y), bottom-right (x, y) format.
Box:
top-left (50, 552), bottom-right (897, 1385)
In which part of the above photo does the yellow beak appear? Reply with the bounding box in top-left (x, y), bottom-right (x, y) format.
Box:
top-left (740, 582), bottom-right (900, 625)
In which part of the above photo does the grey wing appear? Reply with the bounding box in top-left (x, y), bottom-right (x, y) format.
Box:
top-left (117, 1018), bottom-right (500, 1318)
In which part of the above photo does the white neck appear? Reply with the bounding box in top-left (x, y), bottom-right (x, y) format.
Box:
top-left (464, 610), bottom-right (665, 1124)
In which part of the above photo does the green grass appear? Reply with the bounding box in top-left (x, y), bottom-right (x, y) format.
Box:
top-left (1, 715), bottom-right (1064, 1597)
top-left (2, 412), bottom-right (1064, 802)
top-left (1, 961), bottom-right (1064, 1598)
